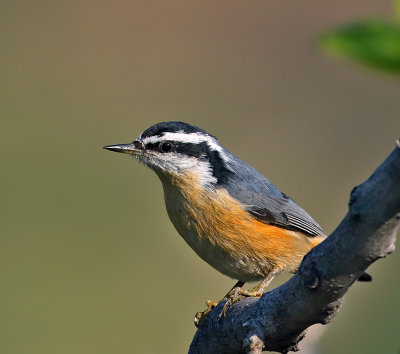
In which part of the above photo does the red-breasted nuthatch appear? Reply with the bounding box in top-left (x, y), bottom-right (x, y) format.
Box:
top-left (104, 121), bottom-right (370, 318)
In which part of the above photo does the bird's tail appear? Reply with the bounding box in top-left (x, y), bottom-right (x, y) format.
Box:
top-left (357, 272), bottom-right (372, 282)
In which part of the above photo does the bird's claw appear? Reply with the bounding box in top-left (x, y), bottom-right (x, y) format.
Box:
top-left (194, 286), bottom-right (263, 326)
top-left (220, 288), bottom-right (262, 317)
top-left (194, 300), bottom-right (218, 327)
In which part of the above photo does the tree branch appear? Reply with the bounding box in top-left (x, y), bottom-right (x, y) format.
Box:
top-left (189, 140), bottom-right (400, 354)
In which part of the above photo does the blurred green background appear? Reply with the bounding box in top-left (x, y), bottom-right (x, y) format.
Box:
top-left (1, 1), bottom-right (399, 353)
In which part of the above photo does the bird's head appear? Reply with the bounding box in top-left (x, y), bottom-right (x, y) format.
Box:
top-left (103, 121), bottom-right (234, 186)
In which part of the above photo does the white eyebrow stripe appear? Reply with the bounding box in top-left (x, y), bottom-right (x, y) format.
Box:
top-left (141, 132), bottom-right (232, 164)
top-left (142, 132), bottom-right (215, 146)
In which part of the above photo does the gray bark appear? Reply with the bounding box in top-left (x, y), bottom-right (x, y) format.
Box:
top-left (189, 140), bottom-right (400, 354)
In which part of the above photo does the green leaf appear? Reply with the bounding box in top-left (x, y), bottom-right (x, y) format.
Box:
top-left (319, 20), bottom-right (400, 73)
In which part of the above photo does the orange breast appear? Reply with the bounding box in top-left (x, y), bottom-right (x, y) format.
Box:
top-left (169, 171), bottom-right (325, 276)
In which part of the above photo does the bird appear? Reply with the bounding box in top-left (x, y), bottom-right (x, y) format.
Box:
top-left (103, 121), bottom-right (370, 321)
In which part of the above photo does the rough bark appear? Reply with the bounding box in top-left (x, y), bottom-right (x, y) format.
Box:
top-left (189, 140), bottom-right (400, 354)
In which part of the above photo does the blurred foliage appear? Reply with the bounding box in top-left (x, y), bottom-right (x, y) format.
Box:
top-left (320, 2), bottom-right (400, 74)
top-left (396, 0), bottom-right (400, 18)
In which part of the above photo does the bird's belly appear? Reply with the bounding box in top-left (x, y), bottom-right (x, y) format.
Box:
top-left (161, 175), bottom-right (322, 282)
top-left (163, 190), bottom-right (275, 281)
top-left (167, 207), bottom-right (267, 282)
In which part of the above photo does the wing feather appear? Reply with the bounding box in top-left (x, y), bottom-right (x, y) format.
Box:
top-left (222, 152), bottom-right (326, 237)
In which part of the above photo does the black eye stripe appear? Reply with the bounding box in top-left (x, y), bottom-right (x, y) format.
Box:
top-left (174, 142), bottom-right (208, 158)
top-left (144, 141), bottom-right (207, 156)
top-left (145, 142), bottom-right (158, 151)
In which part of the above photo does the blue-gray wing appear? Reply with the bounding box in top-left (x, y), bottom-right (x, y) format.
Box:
top-left (246, 197), bottom-right (325, 236)
top-left (222, 153), bottom-right (325, 237)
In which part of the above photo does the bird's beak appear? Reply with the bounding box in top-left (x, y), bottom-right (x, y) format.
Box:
top-left (103, 141), bottom-right (143, 155)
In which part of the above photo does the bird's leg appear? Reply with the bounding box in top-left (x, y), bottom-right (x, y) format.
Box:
top-left (194, 280), bottom-right (245, 327)
top-left (221, 270), bottom-right (278, 316)
top-left (224, 280), bottom-right (246, 298)
top-left (238, 269), bottom-right (277, 297)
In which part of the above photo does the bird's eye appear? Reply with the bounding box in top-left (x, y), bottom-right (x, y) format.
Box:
top-left (159, 141), bottom-right (173, 153)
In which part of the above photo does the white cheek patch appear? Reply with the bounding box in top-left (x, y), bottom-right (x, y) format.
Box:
top-left (191, 159), bottom-right (218, 186)
top-left (145, 152), bottom-right (217, 186)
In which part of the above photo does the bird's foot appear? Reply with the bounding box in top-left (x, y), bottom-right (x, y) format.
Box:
top-left (221, 286), bottom-right (262, 317)
top-left (194, 284), bottom-right (263, 326)
top-left (194, 273), bottom-right (277, 325)
top-left (194, 300), bottom-right (218, 327)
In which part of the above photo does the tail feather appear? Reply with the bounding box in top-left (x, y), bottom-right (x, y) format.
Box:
top-left (358, 272), bottom-right (372, 282)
